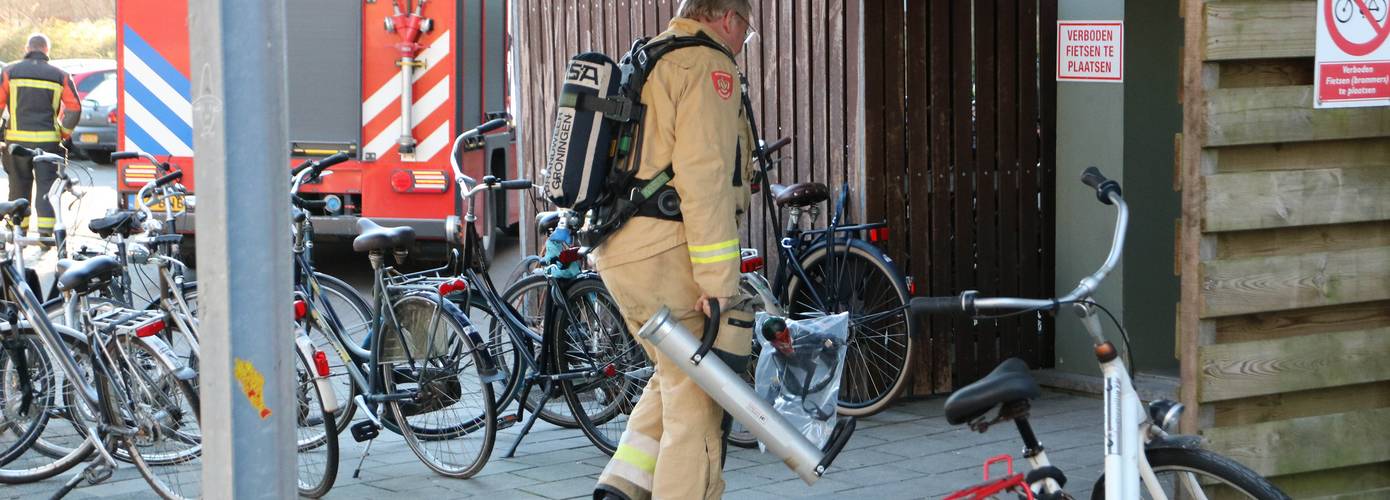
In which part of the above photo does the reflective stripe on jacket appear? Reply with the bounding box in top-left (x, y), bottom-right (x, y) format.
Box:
top-left (0, 52), bottom-right (80, 143)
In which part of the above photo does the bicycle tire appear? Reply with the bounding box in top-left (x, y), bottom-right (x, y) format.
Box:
top-left (558, 278), bottom-right (646, 456)
top-left (383, 293), bottom-right (496, 479)
top-left (0, 329), bottom-right (96, 484)
top-left (495, 273), bottom-right (583, 428)
top-left (1090, 447), bottom-right (1291, 500)
top-left (114, 336), bottom-right (202, 500)
top-left (308, 271), bottom-right (372, 435)
top-left (0, 335), bottom-right (54, 467)
top-left (294, 345), bottom-right (339, 498)
top-left (785, 239), bottom-right (914, 417)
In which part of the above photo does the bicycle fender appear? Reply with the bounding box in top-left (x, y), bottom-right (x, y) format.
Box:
top-left (295, 332), bottom-right (341, 414)
top-left (1145, 433), bottom-right (1204, 450)
top-left (799, 238), bottom-right (911, 304)
top-left (434, 292), bottom-right (504, 383)
top-left (137, 335), bottom-right (198, 381)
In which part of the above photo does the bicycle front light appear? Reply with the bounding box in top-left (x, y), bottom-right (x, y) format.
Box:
top-left (1148, 399), bottom-right (1184, 432)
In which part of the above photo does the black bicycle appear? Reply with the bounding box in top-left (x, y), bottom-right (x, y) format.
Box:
top-left (290, 154), bottom-right (498, 480)
top-left (418, 119), bottom-right (644, 457)
top-left (740, 135), bottom-right (915, 418)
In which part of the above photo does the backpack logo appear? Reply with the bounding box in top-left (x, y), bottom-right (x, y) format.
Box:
top-left (711, 71), bottom-right (734, 100)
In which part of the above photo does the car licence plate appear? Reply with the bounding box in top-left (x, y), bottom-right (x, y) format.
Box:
top-left (79, 133), bottom-right (99, 144)
top-left (128, 194), bottom-right (186, 212)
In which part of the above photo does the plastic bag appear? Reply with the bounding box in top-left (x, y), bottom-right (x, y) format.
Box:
top-left (753, 311), bottom-right (849, 451)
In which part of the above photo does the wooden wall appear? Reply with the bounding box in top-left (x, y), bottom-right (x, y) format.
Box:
top-left (1180, 1), bottom-right (1390, 496)
top-left (863, 0), bottom-right (1057, 395)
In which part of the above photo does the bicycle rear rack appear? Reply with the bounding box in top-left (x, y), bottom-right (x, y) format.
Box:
top-left (89, 308), bottom-right (164, 337)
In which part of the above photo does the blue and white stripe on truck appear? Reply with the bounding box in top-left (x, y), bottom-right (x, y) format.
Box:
top-left (121, 26), bottom-right (193, 157)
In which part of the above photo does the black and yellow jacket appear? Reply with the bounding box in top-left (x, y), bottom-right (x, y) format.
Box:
top-left (0, 52), bottom-right (80, 143)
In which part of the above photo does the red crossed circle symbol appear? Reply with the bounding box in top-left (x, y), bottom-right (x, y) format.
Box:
top-left (1327, 0), bottom-right (1390, 56)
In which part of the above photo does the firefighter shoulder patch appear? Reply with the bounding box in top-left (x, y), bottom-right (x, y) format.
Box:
top-left (711, 71), bottom-right (734, 100)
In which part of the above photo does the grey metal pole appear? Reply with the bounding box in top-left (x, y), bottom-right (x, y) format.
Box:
top-left (190, 0), bottom-right (295, 497)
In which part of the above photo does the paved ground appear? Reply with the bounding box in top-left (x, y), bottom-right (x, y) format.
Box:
top-left (1, 163), bottom-right (1107, 498)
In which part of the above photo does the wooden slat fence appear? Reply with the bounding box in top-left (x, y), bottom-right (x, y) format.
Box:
top-left (1180, 0), bottom-right (1390, 496)
top-left (513, 0), bottom-right (1056, 396)
top-left (863, 0), bottom-right (1057, 394)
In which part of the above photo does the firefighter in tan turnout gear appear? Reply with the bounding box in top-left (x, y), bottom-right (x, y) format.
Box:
top-left (593, 0), bottom-right (757, 498)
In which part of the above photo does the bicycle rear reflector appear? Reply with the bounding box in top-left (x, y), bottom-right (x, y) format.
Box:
top-left (294, 299), bottom-right (308, 321)
top-left (868, 227), bottom-right (890, 242)
top-left (741, 255), bottom-right (765, 273)
top-left (437, 278), bottom-right (468, 296)
top-left (135, 319), bottom-right (166, 338)
top-left (314, 351), bottom-right (331, 377)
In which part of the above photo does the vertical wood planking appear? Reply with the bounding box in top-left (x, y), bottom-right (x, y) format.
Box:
top-left (1016, 0), bottom-right (1042, 364)
top-left (812, 0), bottom-right (829, 201)
top-left (996, 0), bottom-right (1022, 363)
top-left (829, 0), bottom-right (846, 200)
top-left (973, 0), bottom-right (1000, 379)
top-left (795, 0), bottom-right (811, 187)
top-left (1038, 0), bottom-right (1058, 364)
top-left (860, 0), bottom-right (883, 227)
top-left (904, 0), bottom-right (933, 394)
top-left (928, 0), bottom-right (954, 393)
top-left (951, 0), bottom-right (978, 387)
top-left (881, 0), bottom-right (907, 269)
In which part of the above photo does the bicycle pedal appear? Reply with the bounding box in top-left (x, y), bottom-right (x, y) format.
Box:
top-left (82, 462), bottom-right (114, 485)
top-left (496, 414), bottom-right (520, 430)
top-left (350, 420), bottom-right (381, 443)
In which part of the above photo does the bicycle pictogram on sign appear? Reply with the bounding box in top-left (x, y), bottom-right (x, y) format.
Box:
top-left (1328, 0), bottom-right (1390, 56)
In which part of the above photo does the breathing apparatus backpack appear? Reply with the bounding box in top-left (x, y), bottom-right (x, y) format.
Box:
top-left (542, 33), bottom-right (739, 247)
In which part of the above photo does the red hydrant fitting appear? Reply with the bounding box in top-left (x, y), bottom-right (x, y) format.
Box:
top-left (385, 0), bottom-right (433, 155)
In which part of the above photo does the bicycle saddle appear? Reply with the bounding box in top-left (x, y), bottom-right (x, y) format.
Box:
top-left (536, 210), bottom-right (561, 235)
top-left (770, 182), bottom-right (830, 208)
top-left (353, 218), bottom-right (416, 252)
top-left (57, 255), bottom-right (122, 295)
top-left (943, 357), bottom-right (1040, 425)
top-left (89, 211), bottom-right (142, 238)
top-left (0, 199), bottom-right (30, 220)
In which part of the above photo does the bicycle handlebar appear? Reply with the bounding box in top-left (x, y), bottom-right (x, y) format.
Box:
top-left (110, 151), bottom-right (140, 161)
top-left (763, 137), bottom-right (791, 155)
top-left (912, 166), bottom-right (1128, 319)
top-left (154, 170), bottom-right (183, 187)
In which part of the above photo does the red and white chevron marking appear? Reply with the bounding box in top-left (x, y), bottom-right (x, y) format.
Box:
top-left (361, 30), bottom-right (452, 162)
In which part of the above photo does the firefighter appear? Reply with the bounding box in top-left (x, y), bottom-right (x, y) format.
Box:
top-left (0, 34), bottom-right (80, 237)
top-left (593, 1), bottom-right (756, 499)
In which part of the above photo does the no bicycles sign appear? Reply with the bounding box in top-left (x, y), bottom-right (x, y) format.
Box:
top-left (1316, 0), bottom-right (1390, 108)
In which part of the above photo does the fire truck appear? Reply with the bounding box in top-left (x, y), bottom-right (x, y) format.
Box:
top-left (114, 0), bottom-right (520, 264)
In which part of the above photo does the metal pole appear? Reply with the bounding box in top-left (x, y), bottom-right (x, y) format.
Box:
top-left (190, 0), bottom-right (295, 497)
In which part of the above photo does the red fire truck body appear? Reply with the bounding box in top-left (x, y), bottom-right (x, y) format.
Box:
top-left (115, 0), bottom-right (519, 260)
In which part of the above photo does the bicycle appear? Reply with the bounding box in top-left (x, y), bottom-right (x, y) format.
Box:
top-left (289, 153), bottom-right (498, 479)
top-left (917, 167), bottom-right (1290, 500)
top-left (741, 134), bottom-right (915, 418)
top-left (0, 195), bottom-right (201, 499)
top-left (418, 118), bottom-right (643, 457)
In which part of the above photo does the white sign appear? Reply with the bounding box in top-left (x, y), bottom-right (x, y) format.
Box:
top-left (1315, 0), bottom-right (1390, 108)
top-left (1057, 21), bottom-right (1123, 82)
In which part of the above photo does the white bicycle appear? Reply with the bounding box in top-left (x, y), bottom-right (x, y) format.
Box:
top-left (913, 167), bottom-right (1290, 500)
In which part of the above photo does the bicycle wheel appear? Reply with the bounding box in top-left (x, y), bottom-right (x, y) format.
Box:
top-left (495, 273), bottom-right (582, 428)
top-left (1090, 447), bottom-right (1291, 500)
top-left (294, 344), bottom-right (338, 498)
top-left (307, 271), bottom-right (372, 434)
top-left (0, 328), bottom-right (96, 485)
top-left (557, 278), bottom-right (646, 456)
top-left (111, 335), bottom-right (202, 500)
top-left (785, 239), bottom-right (914, 417)
top-left (382, 293), bottom-right (496, 479)
top-left (0, 335), bottom-right (53, 465)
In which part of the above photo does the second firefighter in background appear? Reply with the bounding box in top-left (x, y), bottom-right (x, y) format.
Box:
top-left (0, 33), bottom-right (81, 237)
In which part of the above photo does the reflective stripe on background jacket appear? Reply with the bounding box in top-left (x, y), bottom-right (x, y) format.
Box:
top-left (593, 17), bottom-right (755, 300)
top-left (0, 52), bottom-right (80, 143)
